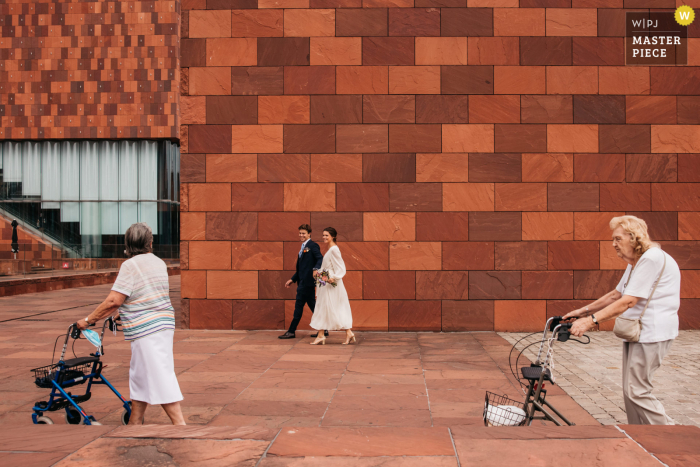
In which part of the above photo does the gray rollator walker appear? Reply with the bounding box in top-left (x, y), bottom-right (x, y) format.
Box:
top-left (484, 316), bottom-right (590, 427)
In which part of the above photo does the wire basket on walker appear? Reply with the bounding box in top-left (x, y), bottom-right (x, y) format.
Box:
top-left (30, 317), bottom-right (132, 426)
top-left (483, 316), bottom-right (590, 427)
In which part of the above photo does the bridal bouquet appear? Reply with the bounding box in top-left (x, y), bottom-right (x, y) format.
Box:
top-left (315, 269), bottom-right (337, 288)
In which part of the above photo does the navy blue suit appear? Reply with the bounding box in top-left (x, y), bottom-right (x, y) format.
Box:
top-left (288, 240), bottom-right (323, 333)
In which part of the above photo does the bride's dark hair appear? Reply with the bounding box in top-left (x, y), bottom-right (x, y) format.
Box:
top-left (324, 227), bottom-right (338, 242)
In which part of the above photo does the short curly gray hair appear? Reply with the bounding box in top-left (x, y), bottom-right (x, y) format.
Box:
top-left (125, 223), bottom-right (153, 257)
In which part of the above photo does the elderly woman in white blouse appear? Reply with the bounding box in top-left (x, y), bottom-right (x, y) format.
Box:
top-left (565, 215), bottom-right (680, 425)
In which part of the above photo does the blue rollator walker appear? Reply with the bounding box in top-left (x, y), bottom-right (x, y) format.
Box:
top-left (30, 317), bottom-right (132, 425)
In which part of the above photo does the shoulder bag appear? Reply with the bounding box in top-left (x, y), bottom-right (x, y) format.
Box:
top-left (613, 253), bottom-right (666, 342)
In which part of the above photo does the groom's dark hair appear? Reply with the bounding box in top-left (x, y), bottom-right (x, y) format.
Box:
top-left (299, 224), bottom-right (312, 233)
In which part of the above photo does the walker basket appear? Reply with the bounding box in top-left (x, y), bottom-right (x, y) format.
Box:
top-left (483, 392), bottom-right (527, 427)
top-left (32, 360), bottom-right (94, 389)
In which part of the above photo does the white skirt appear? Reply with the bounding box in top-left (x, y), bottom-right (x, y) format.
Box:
top-left (310, 280), bottom-right (353, 331)
top-left (129, 330), bottom-right (183, 405)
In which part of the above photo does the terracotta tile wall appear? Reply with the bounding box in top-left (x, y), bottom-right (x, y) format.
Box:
top-left (179, 0), bottom-right (700, 332)
top-left (0, 1), bottom-right (180, 140)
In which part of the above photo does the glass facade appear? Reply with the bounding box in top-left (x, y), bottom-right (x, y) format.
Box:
top-left (0, 140), bottom-right (180, 259)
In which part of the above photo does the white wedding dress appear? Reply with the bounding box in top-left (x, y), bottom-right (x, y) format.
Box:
top-left (310, 245), bottom-right (353, 330)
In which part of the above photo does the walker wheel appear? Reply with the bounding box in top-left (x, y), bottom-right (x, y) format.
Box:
top-left (65, 406), bottom-right (82, 425)
top-left (36, 416), bottom-right (53, 425)
top-left (121, 401), bottom-right (132, 425)
top-left (79, 415), bottom-right (102, 426)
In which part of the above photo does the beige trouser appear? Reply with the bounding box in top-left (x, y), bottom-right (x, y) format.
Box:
top-left (622, 340), bottom-right (674, 425)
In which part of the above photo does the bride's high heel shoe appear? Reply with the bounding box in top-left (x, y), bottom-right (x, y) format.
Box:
top-left (342, 333), bottom-right (356, 345)
top-left (310, 336), bottom-right (326, 345)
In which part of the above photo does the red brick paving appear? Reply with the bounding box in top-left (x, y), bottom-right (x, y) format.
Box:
top-left (1, 283), bottom-right (697, 465)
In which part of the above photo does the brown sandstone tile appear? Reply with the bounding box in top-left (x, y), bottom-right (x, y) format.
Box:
top-left (574, 153), bottom-right (625, 182)
top-left (389, 8), bottom-right (441, 36)
top-left (284, 66), bottom-right (335, 94)
top-left (337, 183), bottom-right (390, 211)
top-left (206, 212), bottom-right (258, 241)
top-left (259, 271), bottom-right (298, 299)
top-left (390, 242), bottom-right (442, 270)
top-left (182, 212), bottom-right (207, 241)
top-left (364, 95), bottom-right (415, 124)
top-left (283, 9), bottom-right (335, 37)
top-left (191, 299), bottom-right (233, 329)
top-left (494, 8), bottom-right (545, 36)
top-left (363, 153), bottom-right (416, 183)
top-left (626, 212), bottom-right (677, 241)
top-left (574, 212), bottom-right (624, 241)
top-left (364, 212), bottom-right (416, 241)
top-left (652, 125), bottom-right (700, 153)
top-left (469, 153), bottom-right (521, 182)
top-left (190, 241), bottom-right (232, 270)
top-left (389, 124), bottom-right (442, 153)
top-left (257, 38), bottom-right (310, 66)
top-left (443, 242), bottom-right (494, 270)
top-left (189, 67), bottom-right (232, 96)
top-left (494, 66), bottom-right (546, 94)
top-left (310, 95), bottom-right (362, 124)
top-left (189, 183), bottom-right (233, 212)
top-left (182, 154), bottom-right (206, 183)
top-left (573, 96), bottom-right (626, 124)
top-left (600, 182), bottom-right (650, 211)
top-left (679, 299), bottom-right (700, 330)
top-left (258, 96), bottom-right (309, 124)
top-left (546, 66), bottom-right (598, 94)
top-left (547, 124), bottom-right (599, 153)
top-left (573, 37), bottom-right (624, 65)
top-left (182, 39), bottom-right (207, 67)
top-left (231, 67), bottom-right (284, 95)
top-left (443, 183), bottom-right (495, 211)
top-left (258, 154), bottom-right (310, 183)
top-left (442, 300), bottom-right (494, 331)
top-left (284, 183), bottom-right (335, 211)
top-left (494, 300), bottom-right (546, 332)
top-left (416, 153), bottom-right (469, 182)
top-left (190, 10), bottom-right (232, 38)
top-left (599, 67), bottom-right (650, 95)
top-left (469, 95), bottom-right (519, 124)
top-left (416, 37), bottom-right (469, 65)
top-left (231, 242), bottom-right (284, 270)
top-left (350, 300), bottom-right (389, 331)
top-left (310, 154), bottom-right (363, 182)
top-left (363, 271), bottom-right (416, 299)
top-left (336, 8), bottom-right (388, 36)
top-left (597, 8), bottom-right (631, 36)
top-left (548, 241), bottom-right (599, 270)
top-left (232, 183), bottom-right (284, 211)
top-left (678, 154), bottom-right (700, 182)
top-left (340, 242), bottom-right (390, 270)
top-left (337, 125), bottom-right (388, 153)
top-left (416, 271), bottom-right (469, 300)
top-left (494, 183), bottom-right (547, 211)
top-left (523, 271), bottom-right (573, 300)
top-left (469, 271), bottom-right (521, 300)
top-left (389, 300), bottom-right (442, 331)
top-left (337, 66), bottom-right (389, 94)
top-left (679, 213), bottom-right (700, 240)
top-left (522, 212), bottom-right (574, 241)
top-left (258, 213), bottom-right (311, 242)
top-left (311, 37), bottom-right (362, 66)
top-left (207, 96), bottom-right (258, 124)
top-left (231, 10), bottom-right (284, 37)
top-left (650, 67), bottom-right (700, 95)
top-left (283, 125), bottom-right (335, 153)
top-left (416, 213), bottom-right (470, 241)
top-left (389, 66), bottom-right (441, 94)
top-left (207, 38), bottom-right (257, 66)
top-left (574, 270), bottom-right (624, 299)
top-left (547, 183), bottom-right (599, 211)
top-left (626, 96), bottom-right (676, 124)
top-left (441, 8), bottom-right (493, 36)
top-left (651, 184), bottom-right (700, 211)
top-left (521, 96), bottom-right (573, 124)
top-left (678, 97), bottom-right (700, 124)
top-left (182, 270), bottom-right (207, 299)
top-left (310, 212), bottom-right (363, 241)
top-left (232, 300), bottom-right (285, 329)
top-left (495, 124), bottom-right (547, 153)
top-left (390, 183), bottom-right (443, 211)
top-left (520, 37), bottom-right (572, 65)
top-left (522, 153), bottom-right (573, 182)
top-left (364, 37), bottom-right (415, 66)
top-left (661, 242), bottom-right (700, 269)
top-left (468, 37), bottom-right (519, 65)
top-left (232, 125), bottom-right (284, 153)
top-left (495, 241), bottom-right (548, 270)
top-left (441, 66), bottom-right (494, 94)
top-left (416, 95), bottom-right (469, 124)
top-left (626, 154), bottom-right (677, 182)
top-left (469, 212), bottom-right (521, 241)
top-left (546, 8), bottom-right (597, 36)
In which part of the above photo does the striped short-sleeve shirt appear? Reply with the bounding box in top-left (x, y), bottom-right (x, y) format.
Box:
top-left (112, 253), bottom-right (175, 341)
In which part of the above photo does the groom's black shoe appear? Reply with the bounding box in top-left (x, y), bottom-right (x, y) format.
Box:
top-left (278, 332), bottom-right (296, 339)
top-left (310, 331), bottom-right (329, 337)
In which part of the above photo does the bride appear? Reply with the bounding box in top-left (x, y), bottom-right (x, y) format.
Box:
top-left (309, 227), bottom-right (355, 345)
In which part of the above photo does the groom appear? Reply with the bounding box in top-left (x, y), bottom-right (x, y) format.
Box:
top-left (279, 224), bottom-right (327, 339)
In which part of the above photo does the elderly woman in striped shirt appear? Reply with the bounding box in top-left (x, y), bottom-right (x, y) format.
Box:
top-left (77, 223), bottom-right (184, 425)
